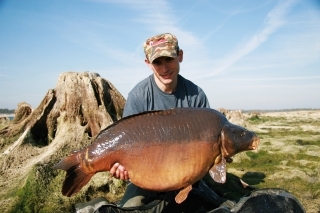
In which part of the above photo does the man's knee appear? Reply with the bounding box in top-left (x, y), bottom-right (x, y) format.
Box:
top-left (119, 183), bottom-right (159, 207)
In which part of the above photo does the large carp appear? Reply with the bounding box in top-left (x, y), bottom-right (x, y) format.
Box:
top-left (54, 108), bottom-right (259, 203)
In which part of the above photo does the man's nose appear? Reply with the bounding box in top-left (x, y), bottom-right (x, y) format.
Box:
top-left (161, 62), bottom-right (170, 72)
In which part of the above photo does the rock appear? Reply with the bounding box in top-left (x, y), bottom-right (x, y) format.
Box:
top-left (12, 102), bottom-right (32, 124)
top-left (0, 72), bottom-right (126, 212)
top-left (0, 72), bottom-right (125, 144)
top-left (0, 117), bottom-right (10, 126)
top-left (218, 108), bottom-right (247, 127)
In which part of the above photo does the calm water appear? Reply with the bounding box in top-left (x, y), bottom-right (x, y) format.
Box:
top-left (0, 115), bottom-right (14, 120)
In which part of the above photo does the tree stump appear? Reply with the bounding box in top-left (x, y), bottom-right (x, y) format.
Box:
top-left (0, 72), bottom-right (126, 212)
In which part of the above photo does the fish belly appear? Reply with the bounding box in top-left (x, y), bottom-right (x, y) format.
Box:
top-left (119, 140), bottom-right (218, 191)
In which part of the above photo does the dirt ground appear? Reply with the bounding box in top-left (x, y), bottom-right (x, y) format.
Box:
top-left (240, 110), bottom-right (320, 213)
top-left (0, 110), bottom-right (319, 212)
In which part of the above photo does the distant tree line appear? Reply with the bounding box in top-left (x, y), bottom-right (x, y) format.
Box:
top-left (0, 108), bottom-right (15, 114)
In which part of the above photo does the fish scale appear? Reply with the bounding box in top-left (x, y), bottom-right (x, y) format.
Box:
top-left (54, 107), bottom-right (259, 204)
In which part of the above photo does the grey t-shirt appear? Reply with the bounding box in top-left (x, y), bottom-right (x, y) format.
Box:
top-left (123, 74), bottom-right (210, 117)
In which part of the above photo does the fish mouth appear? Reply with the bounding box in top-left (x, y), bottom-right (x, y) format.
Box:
top-left (249, 137), bottom-right (260, 150)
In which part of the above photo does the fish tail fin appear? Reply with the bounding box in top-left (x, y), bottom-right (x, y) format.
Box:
top-left (53, 153), bottom-right (93, 197)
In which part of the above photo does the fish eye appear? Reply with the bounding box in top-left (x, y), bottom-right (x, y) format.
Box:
top-left (240, 131), bottom-right (246, 137)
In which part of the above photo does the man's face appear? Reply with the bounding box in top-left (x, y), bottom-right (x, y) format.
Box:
top-left (145, 50), bottom-right (183, 89)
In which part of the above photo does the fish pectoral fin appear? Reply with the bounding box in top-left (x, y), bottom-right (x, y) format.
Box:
top-left (175, 185), bottom-right (192, 204)
top-left (209, 157), bottom-right (227, 183)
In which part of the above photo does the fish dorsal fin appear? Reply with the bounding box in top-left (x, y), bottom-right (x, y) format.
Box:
top-left (209, 156), bottom-right (227, 183)
top-left (98, 110), bottom-right (165, 133)
top-left (175, 185), bottom-right (192, 204)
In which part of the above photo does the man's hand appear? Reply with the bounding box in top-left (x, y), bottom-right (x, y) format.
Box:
top-left (110, 162), bottom-right (129, 181)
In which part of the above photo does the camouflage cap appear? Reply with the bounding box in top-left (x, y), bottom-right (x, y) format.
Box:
top-left (143, 33), bottom-right (179, 63)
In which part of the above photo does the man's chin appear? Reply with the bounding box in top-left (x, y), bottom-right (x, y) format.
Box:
top-left (161, 79), bottom-right (173, 85)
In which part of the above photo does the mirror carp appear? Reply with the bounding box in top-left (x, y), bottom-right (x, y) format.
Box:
top-left (54, 108), bottom-right (259, 204)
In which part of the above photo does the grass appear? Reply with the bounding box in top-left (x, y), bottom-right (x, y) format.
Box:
top-left (225, 111), bottom-right (320, 212)
top-left (0, 134), bottom-right (21, 150)
top-left (247, 114), bottom-right (286, 124)
top-left (8, 163), bottom-right (76, 213)
top-left (1, 110), bottom-right (319, 212)
top-left (5, 146), bottom-right (125, 213)
top-left (296, 139), bottom-right (320, 146)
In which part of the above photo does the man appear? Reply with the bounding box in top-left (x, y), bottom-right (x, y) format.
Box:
top-left (109, 33), bottom-right (219, 209)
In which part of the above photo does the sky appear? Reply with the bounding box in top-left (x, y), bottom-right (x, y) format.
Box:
top-left (1, 0), bottom-right (320, 110)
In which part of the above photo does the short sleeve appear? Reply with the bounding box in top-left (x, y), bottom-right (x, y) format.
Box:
top-left (196, 89), bottom-right (210, 108)
top-left (123, 92), bottom-right (144, 117)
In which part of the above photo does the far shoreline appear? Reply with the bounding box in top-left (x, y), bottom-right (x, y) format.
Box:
top-left (0, 114), bottom-right (15, 118)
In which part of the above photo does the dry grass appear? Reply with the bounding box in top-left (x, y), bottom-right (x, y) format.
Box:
top-left (0, 110), bottom-right (319, 212)
top-left (228, 110), bottom-right (320, 213)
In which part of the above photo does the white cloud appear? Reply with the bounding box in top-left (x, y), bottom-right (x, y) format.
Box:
top-left (205, 0), bottom-right (299, 77)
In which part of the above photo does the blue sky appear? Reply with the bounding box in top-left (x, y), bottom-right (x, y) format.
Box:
top-left (1, 0), bottom-right (320, 110)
